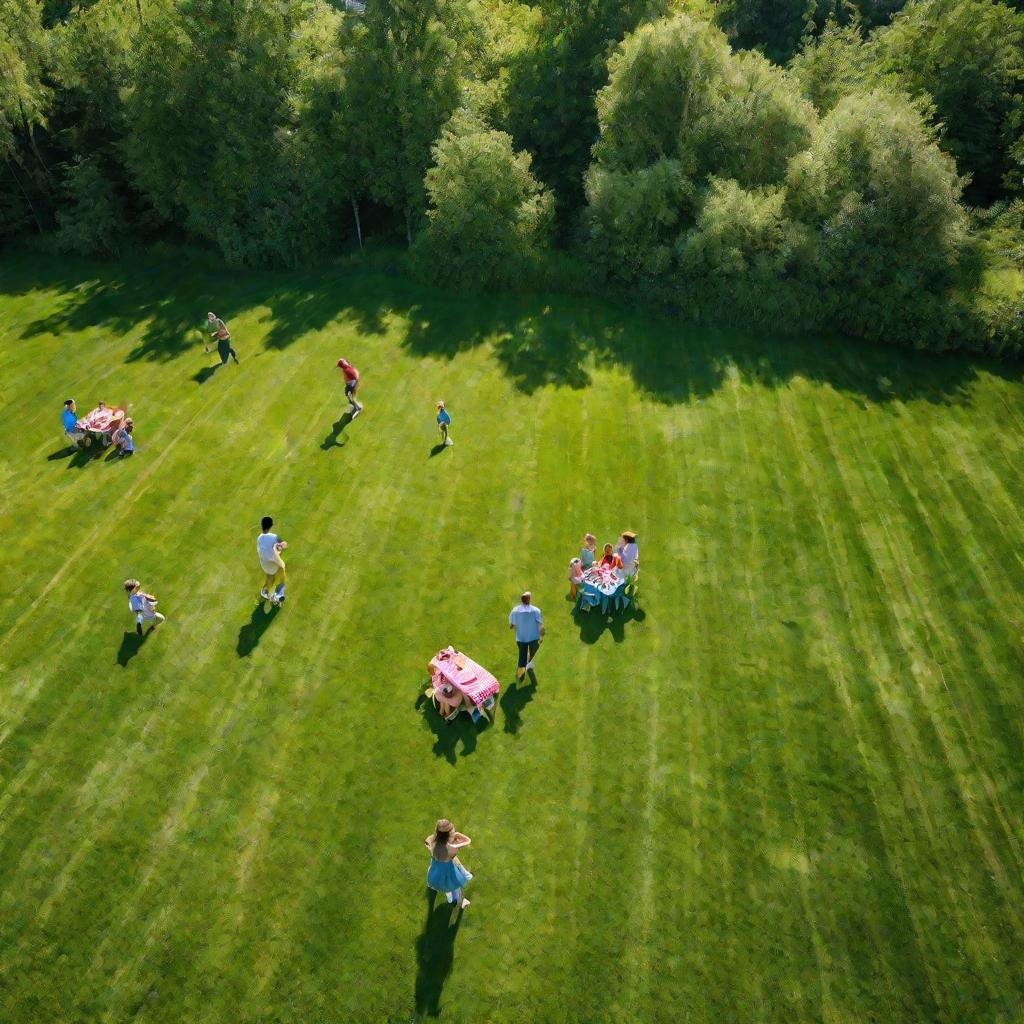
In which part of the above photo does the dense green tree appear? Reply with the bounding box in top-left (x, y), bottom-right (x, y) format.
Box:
top-left (585, 14), bottom-right (813, 287)
top-left (53, 154), bottom-right (121, 255)
top-left (786, 88), bottom-right (967, 339)
top-left (715, 0), bottom-right (905, 64)
top-left (0, 0), bottom-right (51, 234)
top-left (342, 0), bottom-right (466, 245)
top-left (592, 15), bottom-right (813, 186)
top-left (504, 0), bottom-right (678, 228)
top-left (413, 109), bottom-right (553, 287)
top-left (584, 158), bottom-right (695, 287)
top-left (681, 178), bottom-right (790, 278)
top-left (122, 0), bottom-right (340, 266)
top-left (789, 18), bottom-right (875, 112)
top-left (868, 0), bottom-right (1024, 204)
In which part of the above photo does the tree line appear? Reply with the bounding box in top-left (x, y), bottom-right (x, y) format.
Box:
top-left (2, 0), bottom-right (1023, 355)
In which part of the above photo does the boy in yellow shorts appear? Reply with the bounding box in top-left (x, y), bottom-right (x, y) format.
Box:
top-left (256, 515), bottom-right (287, 606)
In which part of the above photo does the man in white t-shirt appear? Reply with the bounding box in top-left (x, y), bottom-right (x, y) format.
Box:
top-left (257, 515), bottom-right (287, 606)
top-left (509, 591), bottom-right (544, 680)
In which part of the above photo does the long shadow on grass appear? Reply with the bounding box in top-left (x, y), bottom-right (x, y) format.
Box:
top-left (321, 411), bottom-right (352, 450)
top-left (8, 252), bottom-right (1017, 406)
top-left (237, 603), bottom-right (280, 657)
top-left (415, 693), bottom-right (487, 764)
top-left (414, 892), bottom-right (463, 1019)
top-left (499, 676), bottom-right (537, 735)
top-left (117, 629), bottom-right (149, 666)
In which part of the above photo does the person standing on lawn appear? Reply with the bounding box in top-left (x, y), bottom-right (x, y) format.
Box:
top-left (425, 819), bottom-right (473, 909)
top-left (206, 312), bottom-right (239, 366)
top-left (509, 591), bottom-right (544, 680)
top-left (256, 515), bottom-right (287, 606)
top-left (436, 401), bottom-right (453, 446)
top-left (337, 358), bottom-right (362, 417)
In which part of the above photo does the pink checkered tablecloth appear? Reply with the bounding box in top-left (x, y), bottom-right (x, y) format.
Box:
top-left (429, 647), bottom-right (499, 708)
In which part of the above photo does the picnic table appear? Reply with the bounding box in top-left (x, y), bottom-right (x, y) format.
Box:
top-left (78, 407), bottom-right (125, 444)
top-left (579, 565), bottom-right (629, 614)
top-left (429, 647), bottom-right (499, 720)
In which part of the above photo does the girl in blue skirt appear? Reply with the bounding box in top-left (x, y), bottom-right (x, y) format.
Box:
top-left (425, 819), bottom-right (473, 909)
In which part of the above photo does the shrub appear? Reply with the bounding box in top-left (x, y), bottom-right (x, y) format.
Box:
top-left (413, 111), bottom-right (554, 289)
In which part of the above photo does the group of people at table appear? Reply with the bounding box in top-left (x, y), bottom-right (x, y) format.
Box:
top-left (61, 398), bottom-right (135, 456)
top-left (568, 531), bottom-right (639, 611)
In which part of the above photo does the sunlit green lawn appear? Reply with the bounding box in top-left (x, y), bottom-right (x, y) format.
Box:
top-left (1, 250), bottom-right (1022, 1023)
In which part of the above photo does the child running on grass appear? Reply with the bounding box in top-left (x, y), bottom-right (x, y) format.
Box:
top-left (123, 579), bottom-right (165, 635)
top-left (436, 401), bottom-right (453, 446)
top-left (337, 358), bottom-right (362, 417)
top-left (256, 516), bottom-right (288, 606)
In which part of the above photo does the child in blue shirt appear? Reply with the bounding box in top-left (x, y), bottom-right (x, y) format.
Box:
top-left (436, 401), bottom-right (453, 447)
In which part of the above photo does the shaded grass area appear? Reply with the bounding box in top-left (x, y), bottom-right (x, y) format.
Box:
top-left (0, 252), bottom-right (1022, 1023)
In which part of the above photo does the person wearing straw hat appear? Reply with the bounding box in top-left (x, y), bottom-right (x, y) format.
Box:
top-left (424, 819), bottom-right (473, 909)
top-left (617, 531), bottom-right (639, 578)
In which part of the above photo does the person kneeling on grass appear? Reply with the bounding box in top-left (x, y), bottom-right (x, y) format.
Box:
top-left (124, 579), bottom-right (165, 636)
top-left (112, 418), bottom-right (135, 457)
top-left (436, 401), bottom-right (453, 446)
top-left (256, 515), bottom-right (288, 606)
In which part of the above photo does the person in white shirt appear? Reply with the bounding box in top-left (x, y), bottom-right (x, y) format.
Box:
top-left (508, 591), bottom-right (544, 679)
top-left (123, 579), bottom-right (165, 635)
top-left (616, 531), bottom-right (640, 580)
top-left (257, 515), bottom-right (288, 606)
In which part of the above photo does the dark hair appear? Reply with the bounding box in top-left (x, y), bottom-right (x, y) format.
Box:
top-left (64, 399), bottom-right (74, 407)
top-left (434, 827), bottom-right (451, 847)
top-left (261, 516), bottom-right (273, 531)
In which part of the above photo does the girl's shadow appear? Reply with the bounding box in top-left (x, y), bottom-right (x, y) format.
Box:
top-left (414, 891), bottom-right (463, 1019)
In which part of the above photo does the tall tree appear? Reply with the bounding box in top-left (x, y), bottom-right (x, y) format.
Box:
top-left (504, 0), bottom-right (676, 230)
top-left (342, 0), bottom-right (466, 245)
top-left (868, 0), bottom-right (1024, 204)
top-left (122, 0), bottom-right (339, 265)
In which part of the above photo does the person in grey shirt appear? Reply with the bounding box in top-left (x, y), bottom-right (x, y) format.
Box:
top-left (509, 591), bottom-right (544, 680)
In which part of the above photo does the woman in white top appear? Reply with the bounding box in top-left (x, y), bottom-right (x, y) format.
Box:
top-left (616, 531), bottom-right (639, 578)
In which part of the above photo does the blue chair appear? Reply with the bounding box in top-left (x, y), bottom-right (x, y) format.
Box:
top-left (577, 584), bottom-right (601, 612)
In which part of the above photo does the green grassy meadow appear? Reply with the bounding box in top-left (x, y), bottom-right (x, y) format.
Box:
top-left (1, 251), bottom-right (1023, 1023)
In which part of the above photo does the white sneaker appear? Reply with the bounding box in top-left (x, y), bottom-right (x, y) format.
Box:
top-left (525, 660), bottom-right (534, 671)
top-left (351, 405), bottom-right (362, 419)
top-left (260, 588), bottom-right (270, 600)
top-left (445, 438), bottom-right (454, 446)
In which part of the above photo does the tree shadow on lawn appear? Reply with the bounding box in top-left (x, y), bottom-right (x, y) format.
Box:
top-left (415, 691), bottom-right (489, 764)
top-left (9, 253), bottom-right (1019, 407)
top-left (414, 891), bottom-right (464, 1019)
top-left (237, 602), bottom-right (280, 657)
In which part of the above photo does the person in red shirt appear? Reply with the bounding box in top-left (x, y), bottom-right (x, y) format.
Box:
top-left (337, 358), bottom-right (363, 417)
top-left (599, 543), bottom-right (623, 571)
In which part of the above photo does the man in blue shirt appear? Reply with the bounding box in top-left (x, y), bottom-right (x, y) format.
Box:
top-left (61, 399), bottom-right (86, 450)
top-left (509, 591), bottom-right (544, 679)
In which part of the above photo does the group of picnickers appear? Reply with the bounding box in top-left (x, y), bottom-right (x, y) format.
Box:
top-left (68, 303), bottom-right (633, 920)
